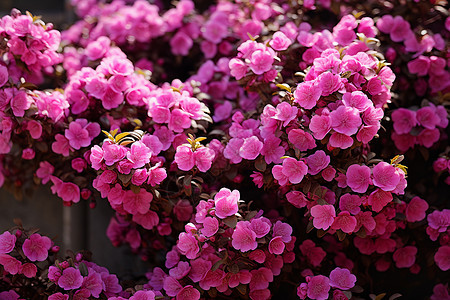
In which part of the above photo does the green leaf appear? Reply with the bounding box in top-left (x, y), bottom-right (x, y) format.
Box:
top-left (78, 262), bottom-right (88, 276)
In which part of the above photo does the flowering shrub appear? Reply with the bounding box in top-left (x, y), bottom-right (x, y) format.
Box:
top-left (0, 0), bottom-right (449, 299)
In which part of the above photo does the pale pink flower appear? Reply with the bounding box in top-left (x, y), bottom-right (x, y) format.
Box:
top-left (0, 231), bottom-right (16, 254)
top-left (147, 166), bottom-right (167, 186)
top-left (346, 164), bottom-right (371, 193)
top-left (307, 275), bottom-right (330, 300)
top-left (270, 31), bottom-right (292, 51)
top-left (214, 188), bottom-right (240, 219)
top-left (232, 221), bottom-right (257, 252)
top-left (273, 102), bottom-right (298, 127)
top-left (103, 143), bottom-right (127, 166)
top-left (249, 47), bottom-right (275, 75)
top-left (89, 145), bottom-right (104, 170)
top-left (229, 58), bottom-right (247, 80)
top-left (22, 233), bottom-right (51, 261)
top-left (310, 205), bottom-right (336, 230)
top-left (260, 136), bottom-right (284, 164)
top-left (294, 81), bottom-right (322, 109)
top-left (427, 209), bottom-right (450, 232)
top-left (272, 220), bottom-right (293, 243)
top-left (194, 147), bottom-right (215, 172)
top-left (329, 267), bottom-right (356, 290)
top-left (65, 122), bottom-right (91, 150)
top-left (405, 196), bottom-right (429, 222)
top-left (52, 134), bottom-right (71, 156)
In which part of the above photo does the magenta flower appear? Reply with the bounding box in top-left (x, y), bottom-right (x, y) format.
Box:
top-left (306, 150), bottom-right (330, 175)
top-left (392, 108), bottom-right (417, 134)
top-left (339, 194), bottom-right (362, 215)
top-left (310, 205), bottom-right (336, 230)
top-left (288, 129), bottom-right (316, 152)
top-left (268, 236), bottom-right (285, 255)
top-left (329, 267), bottom-right (356, 290)
top-left (249, 217), bottom-right (271, 238)
top-left (249, 47), bottom-right (274, 75)
top-left (281, 157), bottom-right (308, 184)
top-left (20, 262), bottom-right (37, 278)
top-left (368, 189), bottom-right (393, 212)
top-left (193, 146), bottom-right (215, 172)
top-left (103, 142), bottom-right (127, 166)
top-left (393, 246), bottom-right (417, 268)
top-left (309, 114), bottom-right (332, 140)
top-left (27, 120), bottom-right (43, 139)
top-left (0, 231), bottom-right (16, 254)
top-left (0, 64), bottom-right (8, 87)
top-left (122, 189), bottom-right (153, 215)
top-left (201, 217), bottom-right (219, 237)
top-left (214, 188), bottom-right (240, 219)
top-left (307, 275), bottom-right (330, 300)
top-left (0, 254), bottom-right (21, 275)
top-left (22, 233), bottom-right (51, 261)
top-left (58, 267), bottom-right (83, 290)
top-left (232, 221), bottom-right (257, 252)
top-left (239, 136), bottom-right (263, 160)
top-left (57, 182), bottom-right (81, 204)
top-left (249, 267), bottom-right (273, 290)
top-left (273, 102), bottom-right (298, 127)
top-left (331, 211), bottom-right (357, 234)
top-left (52, 134), bottom-right (71, 157)
top-left (346, 164), bottom-right (371, 193)
top-left (269, 31), bottom-right (291, 51)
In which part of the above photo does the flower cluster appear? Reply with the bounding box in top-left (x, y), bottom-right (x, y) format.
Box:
top-left (143, 188), bottom-right (295, 300)
top-left (391, 103), bottom-right (448, 151)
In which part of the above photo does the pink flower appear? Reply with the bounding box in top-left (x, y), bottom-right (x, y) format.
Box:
top-left (294, 81), bottom-right (322, 109)
top-left (268, 236), bottom-right (285, 255)
top-left (194, 147), bottom-right (215, 172)
top-left (11, 91), bottom-right (31, 117)
top-left (21, 262), bottom-right (37, 278)
top-left (306, 150), bottom-right (330, 175)
top-left (329, 132), bottom-right (354, 149)
top-left (0, 64), bottom-right (8, 87)
top-left (22, 233), bottom-right (51, 261)
top-left (405, 196), bottom-right (429, 222)
top-left (261, 136), bottom-right (285, 164)
top-left (27, 120), bottom-right (42, 139)
top-left (270, 31), bottom-right (291, 51)
top-left (58, 267), bottom-right (83, 290)
top-left (339, 194), bottom-right (362, 215)
top-left (416, 106), bottom-right (440, 130)
top-left (280, 157), bottom-right (308, 184)
top-left (214, 188), bottom-right (240, 219)
top-left (310, 205), bottom-right (336, 230)
top-left (427, 209), bottom-right (450, 232)
top-left (331, 211), bottom-right (357, 233)
top-left (176, 285), bottom-right (200, 300)
top-left (89, 145), bottom-right (104, 170)
top-left (177, 232), bottom-right (199, 259)
top-left (434, 246), bottom-right (450, 271)
top-left (317, 72), bottom-right (342, 96)
top-left (417, 128), bottom-right (440, 148)
top-left (127, 141), bottom-right (151, 169)
top-left (229, 58), bottom-right (247, 80)
top-left (300, 240), bottom-right (326, 267)
top-left (330, 106), bottom-right (362, 136)
top-left (71, 158), bottom-right (86, 173)
top-left (249, 267), bottom-right (273, 291)
top-left (372, 162), bottom-right (400, 192)
top-left (309, 114), bottom-right (331, 140)
top-left (407, 56), bottom-right (430, 76)
top-left (103, 143), bottom-right (127, 166)
top-left (393, 246), bottom-right (417, 268)
top-left (169, 109), bottom-right (191, 133)
top-left (123, 189), bottom-right (153, 215)
top-left (0, 231), bottom-right (16, 254)
top-left (232, 221), bottom-right (257, 252)
top-left (250, 217), bottom-right (271, 238)
top-left (147, 166), bottom-right (167, 186)
top-left (346, 164), bottom-right (371, 193)
top-left (273, 102), bottom-right (298, 127)
top-left (390, 16), bottom-right (411, 42)
top-left (48, 293), bottom-right (69, 300)
top-left (22, 148), bottom-right (35, 159)
top-left (342, 91), bottom-right (371, 112)
top-left (65, 121), bottom-right (91, 150)
top-left (249, 47), bottom-right (275, 75)
top-left (286, 191), bottom-right (308, 208)
top-left (130, 290), bottom-right (156, 300)
top-left (189, 258), bottom-right (212, 282)
top-left (170, 31), bottom-right (193, 56)
top-left (57, 182), bottom-right (81, 203)
top-left (272, 220), bottom-right (293, 243)
top-left (307, 275), bottom-right (330, 300)
top-left (175, 145), bottom-right (195, 171)
top-left (132, 211), bottom-right (159, 230)
top-left (329, 267), bottom-right (356, 290)
top-left (392, 108), bottom-right (417, 134)
top-left (52, 134), bottom-right (71, 156)
top-left (288, 129), bottom-right (316, 152)
top-left (0, 254), bottom-right (21, 274)
top-left (201, 217), bottom-right (219, 237)
top-left (239, 136), bottom-right (263, 160)
top-left (368, 189), bottom-right (393, 212)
